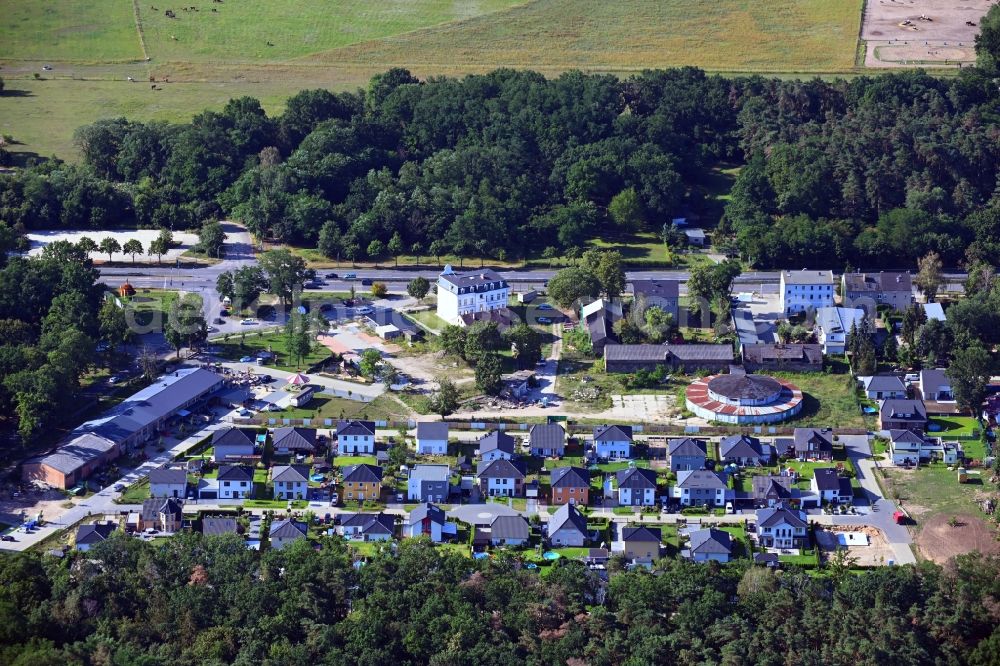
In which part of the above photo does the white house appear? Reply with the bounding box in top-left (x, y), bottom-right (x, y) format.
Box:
top-left (616, 467), bottom-right (658, 506)
top-left (547, 503), bottom-right (588, 547)
top-left (862, 375), bottom-right (907, 401)
top-left (816, 307), bottom-right (866, 355)
top-left (404, 503), bottom-right (447, 542)
top-left (755, 506), bottom-right (809, 549)
top-left (478, 431), bottom-right (516, 461)
top-left (269, 519), bottom-right (307, 550)
top-left (148, 468), bottom-right (187, 499)
top-left (593, 425), bottom-right (632, 460)
top-left (780, 269), bottom-right (835, 315)
top-left (919, 369), bottom-right (953, 402)
top-left (217, 465), bottom-right (253, 499)
top-left (339, 512), bottom-right (394, 541)
top-left (489, 515), bottom-right (530, 547)
top-left (75, 521), bottom-right (117, 552)
top-left (336, 420), bottom-right (375, 455)
top-left (407, 464), bottom-right (450, 502)
top-left (686, 528), bottom-right (732, 563)
top-left (888, 430), bottom-right (959, 466)
top-left (436, 266), bottom-right (510, 324)
top-left (810, 468), bottom-right (852, 505)
top-left (416, 422), bottom-right (449, 455)
top-left (271, 464), bottom-right (309, 500)
top-left (671, 470), bottom-right (727, 507)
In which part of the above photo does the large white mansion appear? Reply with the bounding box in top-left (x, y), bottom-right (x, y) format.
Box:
top-left (436, 266), bottom-right (510, 323)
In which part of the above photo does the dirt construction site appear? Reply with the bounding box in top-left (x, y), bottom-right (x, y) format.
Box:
top-left (815, 525), bottom-right (896, 566)
top-left (863, 0), bottom-right (993, 68)
top-left (916, 513), bottom-right (1000, 564)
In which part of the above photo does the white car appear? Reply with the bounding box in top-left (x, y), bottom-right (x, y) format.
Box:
top-left (240, 318), bottom-right (258, 326)
top-left (355, 306), bottom-right (373, 315)
top-left (537, 303), bottom-right (553, 310)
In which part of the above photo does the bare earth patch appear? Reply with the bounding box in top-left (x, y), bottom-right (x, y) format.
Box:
top-left (917, 513), bottom-right (1000, 564)
top-left (863, 0), bottom-right (991, 68)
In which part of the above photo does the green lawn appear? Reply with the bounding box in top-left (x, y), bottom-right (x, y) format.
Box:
top-left (118, 479), bottom-right (151, 504)
top-left (334, 456), bottom-right (378, 467)
top-left (779, 551), bottom-right (820, 567)
top-left (405, 309), bottom-right (450, 335)
top-left (557, 355), bottom-right (618, 411)
top-left (882, 464), bottom-right (992, 524)
top-left (768, 371), bottom-right (870, 429)
top-left (929, 416), bottom-right (981, 440)
top-left (213, 332), bottom-right (332, 372)
top-left (347, 540), bottom-right (393, 557)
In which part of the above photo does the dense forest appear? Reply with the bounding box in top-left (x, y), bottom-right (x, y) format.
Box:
top-left (0, 535), bottom-right (999, 665)
top-left (2, 54), bottom-right (1000, 269)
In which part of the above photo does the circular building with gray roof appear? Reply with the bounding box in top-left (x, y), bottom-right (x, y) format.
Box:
top-left (686, 373), bottom-right (803, 424)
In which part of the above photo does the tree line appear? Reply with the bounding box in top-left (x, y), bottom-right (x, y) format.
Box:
top-left (0, 534), bottom-right (999, 665)
top-left (0, 63), bottom-right (995, 271)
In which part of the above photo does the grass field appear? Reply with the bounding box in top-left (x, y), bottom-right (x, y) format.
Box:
top-left (213, 331), bottom-right (331, 371)
top-left (1, 0), bottom-right (865, 161)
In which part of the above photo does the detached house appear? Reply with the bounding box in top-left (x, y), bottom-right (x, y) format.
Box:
top-left (742, 343), bottom-right (823, 373)
top-left (919, 369), bottom-right (954, 402)
top-left (752, 475), bottom-right (794, 508)
top-left (582, 298), bottom-right (623, 355)
top-left (719, 434), bottom-right (772, 466)
top-left (271, 465), bottom-right (309, 500)
top-left (140, 497), bottom-right (183, 533)
top-left (217, 464), bottom-right (253, 499)
top-left (811, 468), bottom-right (853, 505)
top-left (863, 375), bottom-right (907, 401)
top-left (550, 466), bottom-right (591, 506)
top-left (548, 503), bottom-right (588, 547)
top-left (529, 423), bottom-right (566, 457)
top-left (436, 266), bottom-right (510, 324)
top-left (841, 271), bottom-right (914, 312)
top-left (477, 459), bottom-right (526, 497)
top-left (616, 467), bottom-right (658, 506)
top-left (212, 427), bottom-right (255, 463)
top-left (269, 519), bottom-right (307, 550)
top-left (671, 470), bottom-right (727, 507)
top-left (489, 515), bottom-right (530, 547)
top-left (755, 505), bottom-right (809, 550)
top-left (686, 528), bottom-right (733, 563)
top-left (404, 503), bottom-right (447, 542)
top-left (593, 425), bottom-right (632, 460)
top-left (407, 464), bottom-right (450, 503)
top-left (479, 431), bottom-right (516, 461)
top-left (667, 438), bottom-right (707, 472)
top-left (76, 521), bottom-right (117, 552)
top-left (148, 468), bottom-right (187, 499)
top-left (415, 422), bottom-right (449, 455)
top-left (617, 526), bottom-right (662, 564)
top-left (816, 307), bottom-right (866, 355)
top-left (341, 464), bottom-right (383, 502)
top-left (888, 430), bottom-right (959, 466)
top-left (631, 280), bottom-right (680, 321)
top-left (272, 427), bottom-right (317, 455)
top-left (336, 420), bottom-right (375, 455)
top-left (791, 428), bottom-right (834, 461)
top-left (780, 270), bottom-right (835, 315)
top-left (879, 399), bottom-right (928, 434)
top-left (339, 512), bottom-right (395, 541)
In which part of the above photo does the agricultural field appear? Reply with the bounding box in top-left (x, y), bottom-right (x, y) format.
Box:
top-left (1, 0), bottom-right (865, 160)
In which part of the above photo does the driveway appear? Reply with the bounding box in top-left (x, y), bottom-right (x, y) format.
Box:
top-left (448, 502), bottom-right (527, 526)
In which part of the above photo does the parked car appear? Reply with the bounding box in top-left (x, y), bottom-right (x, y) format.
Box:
top-left (239, 356), bottom-right (254, 362)
top-left (213, 317), bottom-right (225, 325)
top-left (330, 493), bottom-right (339, 506)
top-left (326, 273), bottom-right (338, 279)
top-left (537, 317), bottom-right (552, 324)
top-left (114, 484), bottom-right (125, 492)
top-left (107, 376), bottom-right (121, 384)
top-left (355, 306), bottom-right (373, 315)
top-left (240, 318), bottom-right (257, 326)
top-left (537, 303), bottom-right (553, 310)
top-left (0, 535), bottom-right (15, 542)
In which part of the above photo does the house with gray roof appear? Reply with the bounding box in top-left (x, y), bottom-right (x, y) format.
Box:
top-left (407, 464), bottom-right (450, 503)
top-left (667, 438), bottom-right (707, 471)
top-left (919, 368), bottom-right (953, 402)
top-left (339, 512), bottom-right (395, 541)
top-left (269, 519), bottom-right (307, 550)
top-left (582, 298), bottom-right (623, 355)
top-left (550, 466), bottom-right (591, 506)
top-left (75, 521), bottom-right (117, 552)
top-left (743, 343), bottom-right (823, 373)
top-left (476, 459), bottom-right (526, 497)
top-left (791, 428), bottom-right (834, 461)
top-left (811, 468), bottom-right (853, 505)
top-left (616, 467), bottom-right (658, 506)
top-left (217, 465), bottom-right (253, 499)
top-left (489, 515), bottom-right (530, 547)
top-left (273, 427), bottom-right (317, 455)
top-left (862, 375), bottom-right (907, 401)
top-left (616, 526), bottom-right (662, 564)
top-left (752, 475), bottom-right (794, 508)
top-left (22, 432), bottom-right (120, 491)
top-left (202, 516), bottom-right (239, 537)
top-left (780, 269), bottom-right (835, 315)
top-left (548, 503), bottom-right (588, 547)
top-left (479, 431), bottom-right (516, 461)
top-left (529, 423), bottom-right (566, 457)
top-left (140, 497), bottom-right (183, 533)
top-left (436, 267), bottom-right (510, 324)
top-left (686, 527), bottom-right (733, 563)
top-left (816, 307), bottom-right (865, 355)
top-left (604, 343), bottom-right (735, 374)
top-left (336, 420), bottom-right (375, 454)
top-left (404, 503), bottom-right (448, 542)
top-left (416, 422), bottom-right (449, 455)
top-left (719, 434), bottom-right (772, 466)
top-left (671, 470), bottom-right (727, 507)
top-left (593, 424), bottom-right (632, 460)
top-left (271, 464), bottom-right (309, 500)
top-left (212, 427), bottom-right (255, 463)
top-left (755, 505), bottom-right (809, 549)
top-left (879, 399), bottom-right (928, 434)
top-left (630, 280), bottom-right (680, 321)
top-left (149, 468), bottom-right (187, 499)
top-left (842, 271), bottom-right (914, 312)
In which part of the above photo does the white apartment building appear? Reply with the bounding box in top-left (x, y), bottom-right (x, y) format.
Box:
top-left (436, 266), bottom-right (510, 323)
top-left (780, 269), bottom-right (835, 315)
